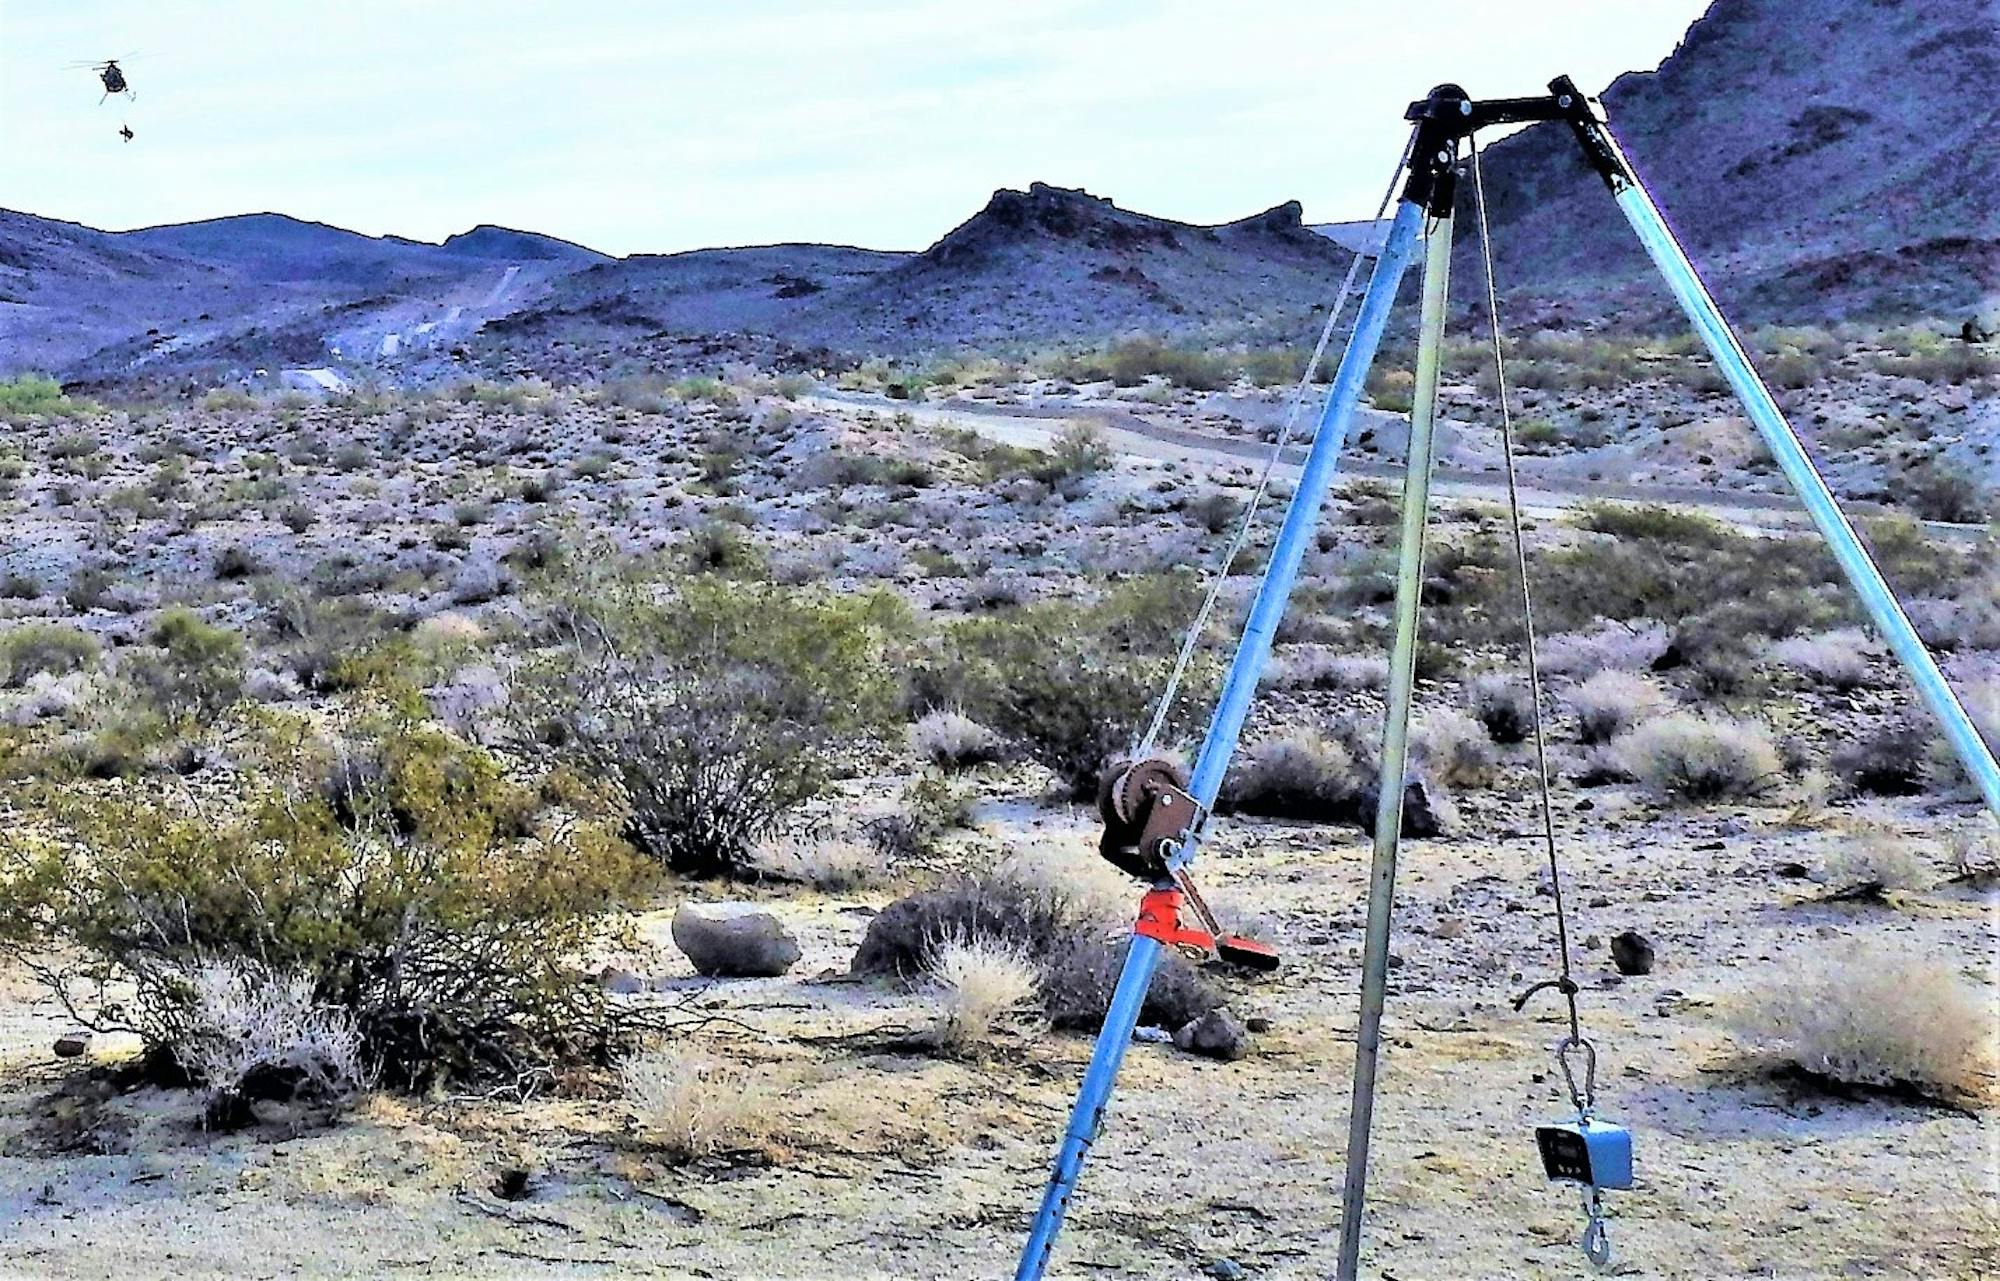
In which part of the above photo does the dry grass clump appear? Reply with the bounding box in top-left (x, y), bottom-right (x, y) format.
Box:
top-left (1730, 952), bottom-right (1996, 1104)
top-left (908, 707), bottom-right (1004, 771)
top-left (1768, 629), bottom-right (1876, 690)
top-left (749, 831), bottom-right (881, 891)
top-left (181, 961), bottom-right (369, 1124)
top-left (922, 931), bottom-right (1041, 1053)
top-left (1565, 670), bottom-right (1670, 745)
top-left (1540, 620), bottom-right (1669, 677)
top-left (1820, 831), bottom-right (1933, 895)
top-left (1613, 713), bottom-right (1781, 802)
top-left (621, 1044), bottom-right (775, 1162)
top-left (1268, 645), bottom-right (1388, 692)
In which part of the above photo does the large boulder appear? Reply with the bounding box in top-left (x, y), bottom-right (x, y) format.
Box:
top-left (671, 904), bottom-right (801, 978)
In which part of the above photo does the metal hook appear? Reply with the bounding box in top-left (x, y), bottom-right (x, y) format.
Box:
top-left (1580, 1188), bottom-right (1613, 1269)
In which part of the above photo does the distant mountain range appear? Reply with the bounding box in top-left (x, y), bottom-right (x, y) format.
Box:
top-left (1, 0), bottom-right (1988, 391)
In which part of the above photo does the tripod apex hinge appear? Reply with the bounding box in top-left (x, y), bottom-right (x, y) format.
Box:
top-left (1398, 76), bottom-right (1633, 213)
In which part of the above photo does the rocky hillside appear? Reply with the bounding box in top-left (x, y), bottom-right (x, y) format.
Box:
top-left (1467, 0), bottom-right (2000, 325)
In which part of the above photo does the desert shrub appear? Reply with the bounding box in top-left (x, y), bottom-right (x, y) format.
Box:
top-left (1366, 367), bottom-right (1415, 414)
top-left (0, 572), bottom-right (40, 601)
top-left (916, 575), bottom-right (1211, 798)
top-left (1218, 731), bottom-right (1355, 822)
top-left (1269, 645), bottom-right (1388, 692)
top-left (123, 606), bottom-right (245, 721)
top-left (621, 1045), bottom-right (773, 1161)
top-left (1540, 621), bottom-right (1670, 677)
top-left (1035, 422), bottom-right (1113, 488)
top-left (1418, 708), bottom-right (1499, 788)
top-left (1768, 629), bottom-right (1875, 690)
top-left (1467, 674), bottom-right (1535, 745)
top-left (1613, 713), bottom-right (1781, 802)
top-left (1566, 670), bottom-right (1670, 744)
top-left (1890, 458), bottom-right (1992, 524)
top-left (1183, 489), bottom-right (1242, 535)
top-left (908, 707), bottom-right (1004, 770)
top-left (677, 520), bottom-right (766, 578)
top-left (748, 831), bottom-right (880, 891)
top-left (1730, 952), bottom-right (1995, 1103)
top-left (0, 723), bottom-right (651, 1093)
top-left (0, 623), bottom-right (100, 688)
top-left (1819, 833), bottom-right (1932, 895)
top-left (1066, 338), bottom-right (1230, 391)
top-left (1832, 721), bottom-right (1932, 796)
top-left (922, 931), bottom-right (1041, 1053)
top-left (0, 374), bottom-right (96, 422)
top-left (854, 857), bottom-right (1220, 1032)
top-left (261, 591), bottom-right (403, 693)
top-left (515, 572), bottom-right (904, 878)
top-left (177, 961), bottom-right (370, 1126)
top-left (212, 545), bottom-right (267, 581)
top-left (864, 771), bottom-right (975, 863)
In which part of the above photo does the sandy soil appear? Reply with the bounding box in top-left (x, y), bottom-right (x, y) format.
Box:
top-left (1, 788), bottom-right (1992, 1281)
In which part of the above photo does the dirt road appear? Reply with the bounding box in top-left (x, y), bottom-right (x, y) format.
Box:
top-left (809, 390), bottom-right (1988, 542)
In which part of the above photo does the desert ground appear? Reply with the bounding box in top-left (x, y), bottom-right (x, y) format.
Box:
top-left (0, 331), bottom-right (1993, 1280)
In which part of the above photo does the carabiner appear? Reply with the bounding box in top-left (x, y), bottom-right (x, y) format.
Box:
top-left (1555, 1035), bottom-right (1598, 1117)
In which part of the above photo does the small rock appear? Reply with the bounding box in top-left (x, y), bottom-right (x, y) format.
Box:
top-left (493, 1167), bottom-right (535, 1201)
top-left (671, 904), bottom-right (802, 978)
top-left (1582, 933), bottom-right (1602, 950)
top-left (597, 965), bottom-right (645, 995)
top-left (1203, 1259), bottom-right (1246, 1281)
top-left (1587, 895), bottom-right (1611, 908)
top-left (1775, 861), bottom-right (1810, 878)
top-left (52, 1033), bottom-right (90, 1059)
top-left (1610, 931), bottom-right (1656, 976)
top-left (1245, 1015), bottom-right (1273, 1033)
top-left (1173, 1009), bottom-right (1250, 1061)
top-left (1431, 916), bottom-right (1466, 939)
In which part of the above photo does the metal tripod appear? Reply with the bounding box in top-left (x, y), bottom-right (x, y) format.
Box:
top-left (1015, 77), bottom-right (2000, 1281)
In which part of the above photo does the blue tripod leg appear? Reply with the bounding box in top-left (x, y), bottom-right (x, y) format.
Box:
top-left (1580, 123), bottom-right (2000, 816)
top-left (1013, 197), bottom-right (1428, 1281)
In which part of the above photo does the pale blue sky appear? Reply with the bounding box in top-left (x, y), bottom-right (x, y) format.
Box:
top-left (2, 1), bottom-right (1712, 256)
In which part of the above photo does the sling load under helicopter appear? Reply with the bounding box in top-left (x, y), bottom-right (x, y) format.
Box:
top-left (64, 56), bottom-right (138, 141)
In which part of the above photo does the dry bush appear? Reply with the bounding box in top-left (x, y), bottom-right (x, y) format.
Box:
top-left (852, 854), bottom-right (1221, 1033)
top-left (1613, 713), bottom-right (1782, 802)
top-left (179, 961), bottom-right (369, 1125)
top-left (1730, 952), bottom-right (1996, 1103)
top-left (1219, 730), bottom-right (1356, 821)
top-left (922, 931), bottom-right (1041, 1053)
top-left (1268, 645), bottom-right (1388, 692)
top-left (749, 831), bottom-right (881, 891)
top-left (1768, 629), bottom-right (1876, 690)
top-left (908, 707), bottom-right (1004, 771)
top-left (915, 576), bottom-right (1212, 798)
top-left (0, 722), bottom-right (650, 1093)
top-left (621, 1045), bottom-right (774, 1162)
top-left (1467, 674), bottom-right (1535, 745)
top-left (1417, 708), bottom-right (1498, 788)
top-left (1820, 832), bottom-right (1933, 895)
top-left (1540, 620), bottom-right (1670, 677)
top-left (1566, 670), bottom-right (1670, 745)
top-left (1833, 720), bottom-right (1933, 797)
top-left (515, 570), bottom-right (904, 878)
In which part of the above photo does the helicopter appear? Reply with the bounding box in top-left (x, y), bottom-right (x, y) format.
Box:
top-left (66, 56), bottom-right (136, 102)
